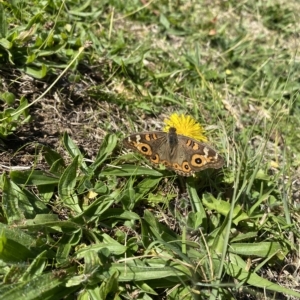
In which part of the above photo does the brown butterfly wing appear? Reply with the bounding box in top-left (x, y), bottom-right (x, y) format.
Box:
top-left (123, 132), bottom-right (172, 167)
top-left (174, 135), bottom-right (224, 175)
top-left (123, 131), bottom-right (224, 176)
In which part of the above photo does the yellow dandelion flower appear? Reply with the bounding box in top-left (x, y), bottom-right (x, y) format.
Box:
top-left (164, 113), bottom-right (208, 142)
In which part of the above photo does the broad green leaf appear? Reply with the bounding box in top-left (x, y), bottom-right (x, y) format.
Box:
top-left (111, 259), bottom-right (191, 282)
top-left (120, 186), bottom-right (136, 210)
top-left (25, 53), bottom-right (36, 64)
top-left (24, 219), bottom-right (80, 231)
top-left (0, 91), bottom-right (15, 105)
top-left (90, 134), bottom-right (118, 171)
top-left (21, 188), bottom-right (49, 212)
top-left (25, 214), bottom-right (60, 224)
top-left (137, 177), bottom-right (162, 199)
top-left (10, 170), bottom-right (59, 186)
top-left (0, 6), bottom-right (7, 37)
top-left (1, 272), bottom-right (77, 300)
top-left (143, 210), bottom-right (178, 243)
top-left (99, 270), bottom-right (119, 299)
top-left (3, 264), bottom-right (27, 285)
top-left (2, 174), bottom-right (34, 223)
top-left (36, 184), bottom-right (55, 203)
top-left (209, 221), bottom-right (227, 256)
top-left (187, 177), bottom-right (207, 229)
top-left (63, 132), bottom-right (88, 171)
top-left (229, 242), bottom-right (286, 259)
top-left (226, 253), bottom-right (300, 298)
top-left (71, 195), bottom-right (117, 224)
top-left (0, 223), bottom-right (36, 248)
top-left (147, 191), bottom-right (175, 204)
top-left (136, 282), bottom-right (158, 295)
top-left (76, 234), bottom-right (127, 258)
top-left (0, 229), bottom-right (35, 262)
top-left (202, 193), bottom-right (249, 225)
top-left (58, 155), bottom-right (82, 213)
top-left (230, 231), bottom-right (258, 242)
top-left (93, 180), bottom-right (108, 194)
top-left (160, 14), bottom-right (170, 29)
top-left (101, 164), bottom-right (163, 177)
top-left (23, 64), bottom-right (47, 78)
top-left (43, 146), bottom-right (66, 175)
top-left (78, 287), bottom-right (101, 300)
top-left (0, 38), bottom-right (12, 49)
top-left (76, 241), bottom-right (126, 257)
top-left (168, 286), bottom-right (195, 300)
top-left (20, 250), bottom-right (47, 281)
top-left (186, 212), bottom-right (206, 230)
top-left (93, 208), bottom-right (140, 223)
top-left (57, 229), bottom-right (82, 264)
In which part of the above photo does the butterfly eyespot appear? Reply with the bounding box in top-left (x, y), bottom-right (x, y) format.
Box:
top-left (163, 161), bottom-right (170, 166)
top-left (182, 162), bottom-right (191, 171)
top-left (191, 154), bottom-right (204, 166)
top-left (195, 158), bottom-right (202, 164)
top-left (173, 163), bottom-right (180, 169)
top-left (137, 143), bottom-right (152, 155)
top-left (151, 154), bottom-right (160, 163)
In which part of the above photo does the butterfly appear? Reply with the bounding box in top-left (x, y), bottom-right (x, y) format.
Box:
top-left (123, 127), bottom-right (224, 176)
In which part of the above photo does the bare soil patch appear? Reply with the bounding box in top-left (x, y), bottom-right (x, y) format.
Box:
top-left (0, 66), bottom-right (121, 171)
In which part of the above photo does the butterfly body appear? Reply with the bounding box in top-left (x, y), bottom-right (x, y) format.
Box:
top-left (123, 127), bottom-right (224, 176)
